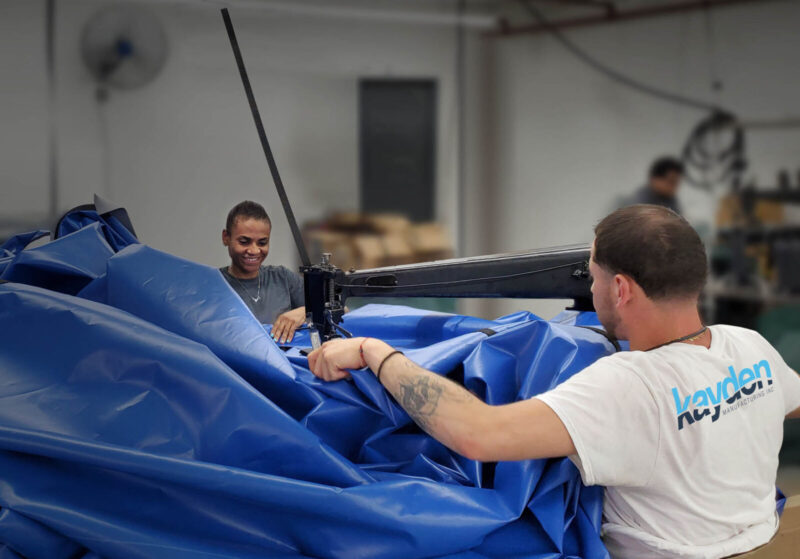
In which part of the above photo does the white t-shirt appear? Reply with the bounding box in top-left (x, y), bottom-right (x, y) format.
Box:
top-left (537, 324), bottom-right (800, 559)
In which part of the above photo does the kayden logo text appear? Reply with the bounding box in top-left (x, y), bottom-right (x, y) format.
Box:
top-left (671, 360), bottom-right (773, 430)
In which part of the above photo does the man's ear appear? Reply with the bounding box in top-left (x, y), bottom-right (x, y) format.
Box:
top-left (222, 229), bottom-right (230, 246)
top-left (614, 274), bottom-right (633, 307)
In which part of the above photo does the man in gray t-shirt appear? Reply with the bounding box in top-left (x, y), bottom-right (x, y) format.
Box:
top-left (618, 156), bottom-right (683, 215)
top-left (221, 201), bottom-right (305, 342)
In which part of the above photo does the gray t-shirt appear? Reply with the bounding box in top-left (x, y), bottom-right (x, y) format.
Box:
top-left (619, 185), bottom-right (682, 215)
top-left (220, 265), bottom-right (304, 324)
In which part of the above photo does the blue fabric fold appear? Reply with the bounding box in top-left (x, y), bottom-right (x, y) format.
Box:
top-left (0, 223), bottom-right (113, 294)
top-left (55, 208), bottom-right (138, 251)
top-left (0, 229), bottom-right (49, 256)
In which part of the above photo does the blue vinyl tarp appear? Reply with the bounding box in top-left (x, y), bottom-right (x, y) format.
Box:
top-left (0, 216), bottom-right (615, 558)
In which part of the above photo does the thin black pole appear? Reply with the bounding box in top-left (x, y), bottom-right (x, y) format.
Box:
top-left (46, 0), bottom-right (59, 224)
top-left (456, 0), bottom-right (466, 257)
top-left (221, 8), bottom-right (311, 267)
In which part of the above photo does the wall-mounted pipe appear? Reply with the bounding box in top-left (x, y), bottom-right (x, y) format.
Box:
top-left (536, 0), bottom-right (617, 15)
top-left (121, 0), bottom-right (499, 29)
top-left (489, 0), bottom-right (782, 37)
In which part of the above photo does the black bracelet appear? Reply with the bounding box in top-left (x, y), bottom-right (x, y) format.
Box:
top-left (376, 350), bottom-right (404, 382)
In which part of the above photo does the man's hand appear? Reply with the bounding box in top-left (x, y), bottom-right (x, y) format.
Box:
top-left (308, 337), bottom-right (376, 382)
top-left (271, 306), bottom-right (306, 344)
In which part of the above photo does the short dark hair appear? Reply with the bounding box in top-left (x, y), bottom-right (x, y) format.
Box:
top-left (649, 157), bottom-right (684, 179)
top-left (594, 204), bottom-right (707, 300)
top-left (225, 201), bottom-right (271, 233)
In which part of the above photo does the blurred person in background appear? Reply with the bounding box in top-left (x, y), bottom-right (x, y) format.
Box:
top-left (620, 156), bottom-right (684, 215)
top-left (220, 200), bottom-right (305, 343)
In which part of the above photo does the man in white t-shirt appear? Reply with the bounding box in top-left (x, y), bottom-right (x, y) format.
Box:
top-left (308, 204), bottom-right (800, 558)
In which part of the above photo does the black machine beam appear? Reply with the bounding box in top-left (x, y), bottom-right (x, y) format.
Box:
top-left (340, 245), bottom-right (592, 302)
top-left (302, 245), bottom-right (594, 342)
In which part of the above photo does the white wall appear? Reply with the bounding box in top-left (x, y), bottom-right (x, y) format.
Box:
top-left (0, 1), bottom-right (49, 221)
top-left (483, 0), bottom-right (800, 319)
top-left (1, 0), bottom-right (468, 273)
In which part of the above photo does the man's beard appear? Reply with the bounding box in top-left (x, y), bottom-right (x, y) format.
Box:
top-left (599, 308), bottom-right (621, 340)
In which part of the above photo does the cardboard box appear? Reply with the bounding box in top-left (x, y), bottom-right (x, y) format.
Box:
top-left (408, 222), bottom-right (453, 262)
top-left (304, 229), bottom-right (355, 271)
top-left (381, 233), bottom-right (415, 266)
top-left (716, 194), bottom-right (785, 228)
top-left (756, 200), bottom-right (785, 225)
top-left (352, 234), bottom-right (384, 269)
top-left (716, 194), bottom-right (746, 228)
top-left (325, 212), bottom-right (370, 233)
top-left (304, 213), bottom-right (453, 269)
top-left (365, 213), bottom-right (411, 234)
top-left (736, 494), bottom-right (800, 557)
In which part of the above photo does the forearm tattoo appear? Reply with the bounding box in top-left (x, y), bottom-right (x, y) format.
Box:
top-left (399, 376), bottom-right (444, 430)
top-left (394, 362), bottom-right (474, 431)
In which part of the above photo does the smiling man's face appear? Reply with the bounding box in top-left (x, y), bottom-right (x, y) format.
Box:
top-left (222, 217), bottom-right (271, 279)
